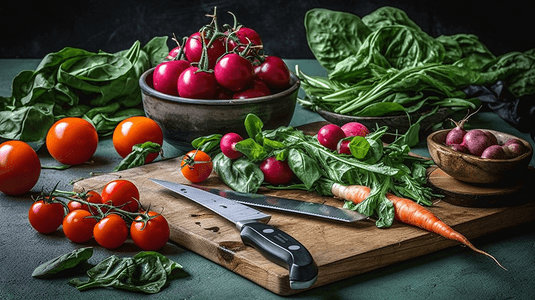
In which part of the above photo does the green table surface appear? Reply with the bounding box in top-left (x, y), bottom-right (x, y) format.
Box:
top-left (1, 59), bottom-right (534, 300)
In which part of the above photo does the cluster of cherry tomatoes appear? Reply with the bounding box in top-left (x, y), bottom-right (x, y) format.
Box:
top-left (28, 179), bottom-right (170, 250)
top-left (152, 8), bottom-right (291, 100)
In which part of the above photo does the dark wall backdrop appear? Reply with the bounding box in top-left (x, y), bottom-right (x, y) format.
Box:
top-left (1, 0), bottom-right (533, 59)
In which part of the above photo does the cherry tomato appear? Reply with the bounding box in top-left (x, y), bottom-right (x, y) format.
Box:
top-left (112, 116), bottom-right (163, 163)
top-left (254, 56), bottom-right (291, 90)
top-left (180, 150), bottom-right (213, 183)
top-left (177, 66), bottom-right (218, 99)
top-left (227, 26), bottom-right (262, 53)
top-left (214, 53), bottom-right (254, 92)
top-left (101, 180), bottom-right (140, 212)
top-left (153, 59), bottom-right (190, 96)
top-left (93, 213), bottom-right (128, 249)
top-left (0, 140), bottom-right (41, 195)
top-left (184, 31), bottom-right (226, 69)
top-left (62, 209), bottom-right (97, 243)
top-left (68, 190), bottom-right (103, 214)
top-left (166, 46), bottom-right (181, 60)
top-left (28, 200), bottom-right (65, 234)
top-left (232, 80), bottom-right (271, 99)
top-left (46, 117), bottom-right (98, 165)
top-left (130, 211), bottom-right (170, 251)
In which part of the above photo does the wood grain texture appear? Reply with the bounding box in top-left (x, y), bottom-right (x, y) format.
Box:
top-left (73, 122), bottom-right (535, 295)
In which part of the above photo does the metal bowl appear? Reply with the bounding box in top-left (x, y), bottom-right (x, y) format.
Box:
top-left (140, 67), bottom-right (299, 150)
top-left (427, 129), bottom-right (533, 184)
top-left (317, 108), bottom-right (453, 134)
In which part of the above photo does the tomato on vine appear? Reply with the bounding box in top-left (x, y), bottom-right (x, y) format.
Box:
top-left (93, 213), bottom-right (128, 249)
top-left (101, 179), bottom-right (140, 212)
top-left (0, 140), bottom-right (41, 195)
top-left (130, 211), bottom-right (170, 251)
top-left (28, 199), bottom-right (65, 234)
top-left (46, 117), bottom-right (98, 165)
top-left (181, 150), bottom-right (213, 183)
top-left (62, 209), bottom-right (97, 243)
top-left (67, 190), bottom-right (103, 214)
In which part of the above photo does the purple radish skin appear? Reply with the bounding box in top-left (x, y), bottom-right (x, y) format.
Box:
top-left (483, 131), bottom-right (498, 146)
top-left (341, 122), bottom-right (369, 138)
top-left (337, 139), bottom-right (351, 155)
top-left (450, 143), bottom-right (469, 154)
top-left (317, 124), bottom-right (346, 151)
top-left (481, 145), bottom-right (507, 159)
top-left (220, 132), bottom-right (244, 159)
top-left (502, 142), bottom-right (526, 158)
top-left (462, 129), bottom-right (493, 156)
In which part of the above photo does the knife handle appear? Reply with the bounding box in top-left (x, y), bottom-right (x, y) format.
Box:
top-left (239, 221), bottom-right (318, 289)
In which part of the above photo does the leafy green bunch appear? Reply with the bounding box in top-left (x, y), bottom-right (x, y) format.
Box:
top-left (0, 37), bottom-right (169, 147)
top-left (193, 113), bottom-right (440, 227)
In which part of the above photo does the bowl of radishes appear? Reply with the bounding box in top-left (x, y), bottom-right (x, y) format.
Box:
top-left (139, 8), bottom-right (299, 149)
top-left (427, 128), bottom-right (533, 184)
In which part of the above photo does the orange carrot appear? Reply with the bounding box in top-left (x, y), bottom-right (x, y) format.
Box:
top-left (331, 183), bottom-right (506, 270)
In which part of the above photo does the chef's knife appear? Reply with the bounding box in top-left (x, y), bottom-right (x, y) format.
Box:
top-left (191, 184), bottom-right (368, 223)
top-left (150, 179), bottom-right (318, 290)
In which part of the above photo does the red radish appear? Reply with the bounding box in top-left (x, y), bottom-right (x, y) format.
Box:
top-left (259, 156), bottom-right (294, 185)
top-left (450, 143), bottom-right (469, 154)
top-left (184, 31), bottom-right (226, 69)
top-left (254, 56), bottom-right (291, 90)
top-left (177, 66), bottom-right (218, 99)
top-left (337, 139), bottom-right (351, 155)
top-left (481, 145), bottom-right (507, 159)
top-left (341, 122), bottom-right (369, 137)
top-left (462, 129), bottom-right (494, 156)
top-left (153, 59), bottom-right (190, 96)
top-left (317, 124), bottom-right (346, 151)
top-left (232, 80), bottom-right (271, 99)
top-left (166, 46), bottom-right (181, 60)
top-left (445, 108), bottom-right (481, 145)
top-left (220, 132), bottom-right (244, 159)
top-left (503, 141), bottom-right (526, 158)
top-left (483, 131), bottom-right (498, 146)
top-left (214, 53), bottom-right (254, 92)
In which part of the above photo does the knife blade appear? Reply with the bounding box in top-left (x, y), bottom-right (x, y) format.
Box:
top-left (150, 179), bottom-right (318, 290)
top-left (191, 184), bottom-right (368, 223)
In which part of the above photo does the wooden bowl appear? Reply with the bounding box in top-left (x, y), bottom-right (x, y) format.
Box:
top-left (140, 67), bottom-right (299, 150)
top-left (427, 129), bottom-right (533, 184)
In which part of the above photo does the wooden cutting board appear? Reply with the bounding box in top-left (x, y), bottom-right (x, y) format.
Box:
top-left (73, 122), bottom-right (535, 295)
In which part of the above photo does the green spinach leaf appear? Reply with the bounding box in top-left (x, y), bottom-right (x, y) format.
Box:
top-left (32, 247), bottom-right (94, 279)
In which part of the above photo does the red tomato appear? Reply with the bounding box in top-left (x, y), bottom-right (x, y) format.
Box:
top-left (113, 116), bottom-right (163, 163)
top-left (0, 140), bottom-right (41, 195)
top-left (177, 66), bottom-right (218, 99)
top-left (184, 31), bottom-right (226, 69)
top-left (101, 180), bottom-right (140, 212)
top-left (214, 53), bottom-right (254, 92)
top-left (68, 190), bottom-right (103, 214)
top-left (93, 213), bottom-right (128, 249)
top-left (232, 79), bottom-right (271, 99)
top-left (46, 117), bottom-right (98, 165)
top-left (227, 26), bottom-right (262, 53)
top-left (130, 211), bottom-right (170, 251)
top-left (28, 200), bottom-right (65, 234)
top-left (153, 59), bottom-right (190, 96)
top-left (180, 150), bottom-right (213, 183)
top-left (62, 210), bottom-right (97, 243)
top-left (254, 56), bottom-right (291, 90)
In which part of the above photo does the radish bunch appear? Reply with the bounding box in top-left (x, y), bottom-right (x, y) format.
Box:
top-left (446, 116), bottom-right (527, 159)
top-left (317, 122), bottom-right (370, 154)
top-left (152, 7), bottom-right (291, 100)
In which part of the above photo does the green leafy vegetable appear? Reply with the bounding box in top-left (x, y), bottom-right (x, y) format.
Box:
top-left (194, 113), bottom-right (441, 227)
top-left (113, 141), bottom-right (163, 171)
top-left (298, 6), bottom-right (535, 131)
top-left (32, 247), bottom-right (94, 279)
top-left (68, 251), bottom-right (185, 294)
top-left (0, 36), bottom-right (169, 146)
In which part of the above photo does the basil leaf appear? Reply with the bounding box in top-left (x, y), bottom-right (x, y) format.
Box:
top-left (32, 247), bottom-right (93, 279)
top-left (244, 113), bottom-right (264, 142)
top-left (69, 251), bottom-right (185, 294)
top-left (213, 153), bottom-right (264, 193)
top-left (234, 138), bottom-right (267, 163)
top-left (191, 133), bottom-right (222, 153)
top-left (113, 141), bottom-right (162, 171)
top-left (348, 136), bottom-right (370, 159)
top-left (287, 148), bottom-right (322, 190)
